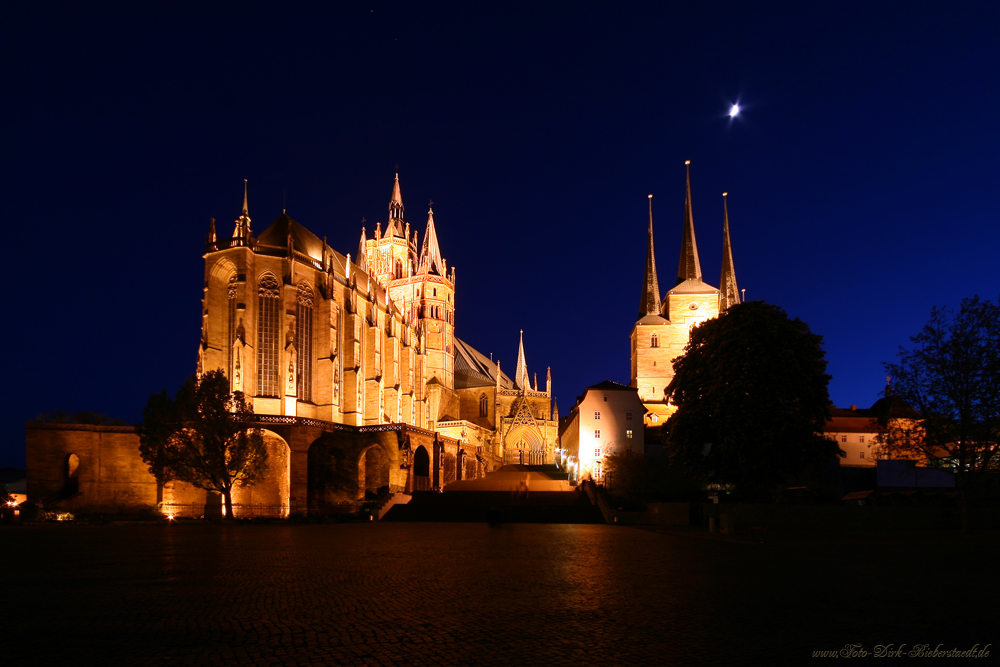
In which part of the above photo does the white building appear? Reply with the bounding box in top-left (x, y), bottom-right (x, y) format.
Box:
top-left (560, 381), bottom-right (646, 482)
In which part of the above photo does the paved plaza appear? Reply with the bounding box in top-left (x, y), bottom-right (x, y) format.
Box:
top-left (4, 523), bottom-right (997, 665)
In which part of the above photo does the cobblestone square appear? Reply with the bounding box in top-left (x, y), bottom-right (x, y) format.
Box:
top-left (4, 523), bottom-right (997, 665)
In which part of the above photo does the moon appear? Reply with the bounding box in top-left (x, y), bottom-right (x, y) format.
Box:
top-left (729, 103), bottom-right (740, 118)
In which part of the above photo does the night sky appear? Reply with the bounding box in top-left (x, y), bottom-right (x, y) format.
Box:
top-left (4, 2), bottom-right (998, 468)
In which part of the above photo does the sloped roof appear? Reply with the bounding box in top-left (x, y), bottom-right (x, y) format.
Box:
top-left (668, 278), bottom-right (719, 295)
top-left (256, 213), bottom-right (325, 262)
top-left (454, 338), bottom-right (515, 389)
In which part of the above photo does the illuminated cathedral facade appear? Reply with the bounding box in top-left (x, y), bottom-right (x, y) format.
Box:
top-left (199, 174), bottom-right (558, 475)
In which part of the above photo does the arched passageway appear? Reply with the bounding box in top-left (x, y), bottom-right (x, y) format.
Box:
top-left (232, 430), bottom-right (290, 517)
top-left (358, 445), bottom-right (390, 501)
top-left (413, 446), bottom-right (431, 491)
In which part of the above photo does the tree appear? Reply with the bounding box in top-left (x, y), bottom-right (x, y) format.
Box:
top-left (665, 301), bottom-right (840, 499)
top-left (882, 296), bottom-right (1000, 527)
top-left (136, 370), bottom-right (269, 519)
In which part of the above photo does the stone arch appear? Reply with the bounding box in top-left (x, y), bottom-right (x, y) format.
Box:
top-left (232, 429), bottom-right (290, 518)
top-left (358, 442), bottom-right (391, 501)
top-left (412, 445), bottom-right (431, 492)
top-left (504, 425), bottom-right (543, 465)
top-left (207, 258), bottom-right (238, 376)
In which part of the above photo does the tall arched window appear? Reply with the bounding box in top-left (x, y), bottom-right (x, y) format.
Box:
top-left (257, 273), bottom-right (280, 397)
top-left (479, 393), bottom-right (488, 418)
top-left (227, 275), bottom-right (237, 382)
top-left (651, 333), bottom-right (659, 348)
top-left (296, 282), bottom-right (314, 402)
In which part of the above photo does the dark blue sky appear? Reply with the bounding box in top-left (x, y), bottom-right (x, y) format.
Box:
top-left (3, 1), bottom-right (998, 467)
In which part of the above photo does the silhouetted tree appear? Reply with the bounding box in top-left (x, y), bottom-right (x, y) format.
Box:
top-left (665, 301), bottom-right (840, 499)
top-left (882, 295), bottom-right (1000, 528)
top-left (136, 370), bottom-right (268, 519)
top-left (603, 450), bottom-right (647, 497)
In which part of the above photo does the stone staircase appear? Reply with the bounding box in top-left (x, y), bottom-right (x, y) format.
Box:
top-left (382, 465), bottom-right (603, 524)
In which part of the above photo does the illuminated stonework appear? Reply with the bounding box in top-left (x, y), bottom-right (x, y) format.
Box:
top-left (630, 163), bottom-right (739, 425)
top-left (200, 174), bottom-right (558, 467)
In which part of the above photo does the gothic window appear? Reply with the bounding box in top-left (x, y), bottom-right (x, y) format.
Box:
top-left (227, 275), bottom-right (237, 382)
top-left (256, 273), bottom-right (280, 397)
top-left (394, 260), bottom-right (403, 279)
top-left (296, 283), bottom-right (314, 402)
top-left (651, 333), bottom-right (659, 348)
top-left (479, 394), bottom-right (488, 418)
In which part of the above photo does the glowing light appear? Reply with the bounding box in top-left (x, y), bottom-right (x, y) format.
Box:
top-left (729, 104), bottom-right (740, 118)
top-left (167, 515), bottom-right (175, 521)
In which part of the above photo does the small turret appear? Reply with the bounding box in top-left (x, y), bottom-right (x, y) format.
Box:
top-left (418, 206), bottom-right (445, 275)
top-left (232, 179), bottom-right (252, 240)
top-left (387, 173), bottom-right (405, 237)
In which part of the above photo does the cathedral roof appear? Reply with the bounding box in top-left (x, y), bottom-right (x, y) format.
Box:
top-left (636, 313), bottom-right (669, 325)
top-left (454, 338), bottom-right (515, 389)
top-left (668, 278), bottom-right (718, 295)
top-left (256, 213), bottom-right (325, 262)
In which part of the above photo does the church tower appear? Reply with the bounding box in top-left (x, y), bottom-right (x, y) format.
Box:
top-left (363, 174), bottom-right (455, 389)
top-left (630, 161), bottom-right (722, 424)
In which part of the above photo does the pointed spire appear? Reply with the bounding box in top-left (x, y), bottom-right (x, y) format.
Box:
top-left (718, 192), bottom-right (740, 311)
top-left (515, 330), bottom-right (529, 392)
top-left (677, 161), bottom-right (703, 285)
top-left (546, 366), bottom-right (552, 394)
top-left (357, 226), bottom-right (367, 269)
top-left (233, 179), bottom-right (252, 240)
top-left (552, 398), bottom-right (560, 423)
top-left (638, 193), bottom-right (662, 318)
top-left (418, 206), bottom-right (445, 275)
top-left (387, 173), bottom-right (405, 236)
top-left (208, 217), bottom-right (217, 244)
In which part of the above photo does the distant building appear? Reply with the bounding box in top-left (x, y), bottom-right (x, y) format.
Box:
top-left (826, 404), bottom-right (881, 466)
top-left (561, 381), bottom-right (646, 482)
top-left (824, 395), bottom-right (922, 467)
top-left (631, 163), bottom-right (740, 425)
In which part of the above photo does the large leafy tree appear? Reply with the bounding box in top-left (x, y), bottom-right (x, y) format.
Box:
top-left (665, 301), bottom-right (840, 498)
top-left (137, 370), bottom-right (268, 519)
top-left (882, 296), bottom-right (1000, 526)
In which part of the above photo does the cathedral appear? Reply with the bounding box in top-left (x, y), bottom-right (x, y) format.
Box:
top-left (26, 174), bottom-right (558, 518)
top-left (630, 161), bottom-right (740, 426)
top-left (190, 174), bottom-right (558, 510)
